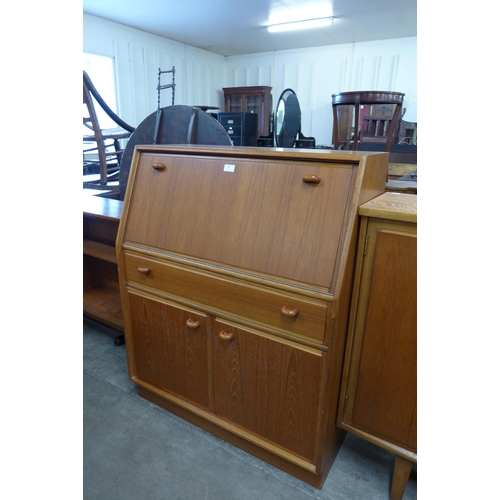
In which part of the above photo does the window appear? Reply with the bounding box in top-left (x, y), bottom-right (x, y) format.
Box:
top-left (83, 53), bottom-right (117, 129)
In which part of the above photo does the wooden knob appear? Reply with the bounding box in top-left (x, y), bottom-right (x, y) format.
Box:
top-left (138, 266), bottom-right (151, 275)
top-left (281, 306), bottom-right (299, 318)
top-left (218, 330), bottom-right (234, 341)
top-left (186, 319), bottom-right (200, 329)
top-left (152, 163), bottom-right (166, 171)
top-left (302, 175), bottom-right (321, 184)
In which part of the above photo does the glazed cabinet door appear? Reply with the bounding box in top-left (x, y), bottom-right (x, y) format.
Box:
top-left (213, 318), bottom-right (323, 462)
top-left (226, 95), bottom-right (242, 113)
top-left (126, 290), bottom-right (211, 410)
top-left (341, 219), bottom-right (417, 453)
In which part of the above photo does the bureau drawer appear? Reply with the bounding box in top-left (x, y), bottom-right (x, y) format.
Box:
top-left (123, 251), bottom-right (328, 342)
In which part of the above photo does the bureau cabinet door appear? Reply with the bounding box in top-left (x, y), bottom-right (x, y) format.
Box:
top-left (343, 221), bottom-right (417, 452)
top-left (127, 291), bottom-right (210, 410)
top-left (213, 319), bottom-right (323, 462)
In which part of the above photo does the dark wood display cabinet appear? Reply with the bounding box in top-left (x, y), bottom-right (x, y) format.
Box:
top-left (338, 192), bottom-right (417, 500)
top-left (223, 86), bottom-right (272, 138)
top-left (116, 145), bottom-right (389, 488)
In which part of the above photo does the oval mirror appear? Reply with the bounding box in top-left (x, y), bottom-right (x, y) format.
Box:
top-left (275, 88), bottom-right (301, 148)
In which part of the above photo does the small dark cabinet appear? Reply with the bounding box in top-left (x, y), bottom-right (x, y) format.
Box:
top-left (222, 86), bottom-right (272, 139)
top-left (217, 112), bottom-right (258, 146)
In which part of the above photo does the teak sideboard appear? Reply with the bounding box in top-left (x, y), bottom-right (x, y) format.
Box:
top-left (339, 192), bottom-right (417, 500)
top-left (116, 145), bottom-right (389, 488)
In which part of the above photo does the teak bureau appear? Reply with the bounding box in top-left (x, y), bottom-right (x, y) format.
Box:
top-left (116, 145), bottom-right (388, 487)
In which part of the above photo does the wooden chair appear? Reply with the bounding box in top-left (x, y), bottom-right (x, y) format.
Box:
top-left (83, 70), bottom-right (135, 188)
top-left (331, 91), bottom-right (405, 152)
top-left (360, 105), bottom-right (401, 145)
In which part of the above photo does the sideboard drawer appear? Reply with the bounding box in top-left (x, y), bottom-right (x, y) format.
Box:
top-left (123, 251), bottom-right (328, 342)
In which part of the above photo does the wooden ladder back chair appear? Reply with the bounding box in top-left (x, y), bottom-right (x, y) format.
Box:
top-left (83, 70), bottom-right (135, 187)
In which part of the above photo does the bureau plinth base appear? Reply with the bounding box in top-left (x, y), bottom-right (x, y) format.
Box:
top-left (137, 385), bottom-right (342, 489)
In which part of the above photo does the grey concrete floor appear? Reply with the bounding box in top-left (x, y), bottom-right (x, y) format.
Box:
top-left (83, 317), bottom-right (416, 500)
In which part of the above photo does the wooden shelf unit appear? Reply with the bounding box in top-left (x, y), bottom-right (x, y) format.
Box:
top-left (83, 195), bottom-right (123, 331)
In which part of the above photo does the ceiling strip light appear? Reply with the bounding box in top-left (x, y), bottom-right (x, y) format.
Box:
top-left (267, 17), bottom-right (333, 33)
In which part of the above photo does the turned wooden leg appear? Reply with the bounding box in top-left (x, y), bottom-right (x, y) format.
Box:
top-left (390, 455), bottom-right (413, 500)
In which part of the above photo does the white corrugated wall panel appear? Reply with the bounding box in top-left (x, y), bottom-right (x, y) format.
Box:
top-left (84, 13), bottom-right (416, 147)
top-left (226, 39), bottom-right (416, 146)
top-left (83, 14), bottom-right (226, 127)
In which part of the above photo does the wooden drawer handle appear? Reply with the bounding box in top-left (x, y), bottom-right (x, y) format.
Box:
top-left (302, 175), bottom-right (321, 184)
top-left (138, 266), bottom-right (151, 275)
top-left (281, 306), bottom-right (299, 318)
top-left (186, 319), bottom-right (200, 329)
top-left (218, 330), bottom-right (234, 341)
top-left (152, 163), bottom-right (166, 171)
